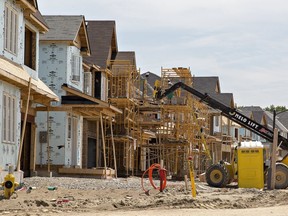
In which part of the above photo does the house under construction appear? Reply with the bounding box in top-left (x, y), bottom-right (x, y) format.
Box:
top-left (107, 52), bottom-right (142, 176)
top-left (136, 67), bottom-right (238, 178)
top-left (137, 67), bottom-right (213, 177)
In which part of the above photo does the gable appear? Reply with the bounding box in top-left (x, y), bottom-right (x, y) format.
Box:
top-left (40, 16), bottom-right (90, 56)
top-left (111, 52), bottom-right (136, 66)
top-left (77, 18), bottom-right (91, 56)
top-left (193, 76), bottom-right (221, 94)
top-left (84, 21), bottom-right (118, 69)
top-left (210, 93), bottom-right (235, 108)
top-left (251, 111), bottom-right (265, 124)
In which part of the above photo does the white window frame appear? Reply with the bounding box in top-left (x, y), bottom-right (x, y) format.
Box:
top-left (71, 55), bottom-right (81, 82)
top-left (215, 116), bottom-right (219, 127)
top-left (84, 72), bottom-right (92, 95)
top-left (2, 92), bottom-right (16, 144)
top-left (4, 3), bottom-right (18, 55)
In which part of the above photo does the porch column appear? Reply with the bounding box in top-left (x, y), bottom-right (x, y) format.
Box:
top-left (100, 112), bottom-right (107, 178)
top-left (110, 118), bottom-right (117, 178)
top-left (30, 123), bottom-right (37, 173)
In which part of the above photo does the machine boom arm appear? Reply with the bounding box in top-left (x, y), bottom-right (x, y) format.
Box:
top-left (157, 82), bottom-right (288, 150)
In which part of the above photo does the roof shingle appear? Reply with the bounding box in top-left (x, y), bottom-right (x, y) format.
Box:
top-left (84, 21), bottom-right (118, 68)
top-left (40, 16), bottom-right (84, 41)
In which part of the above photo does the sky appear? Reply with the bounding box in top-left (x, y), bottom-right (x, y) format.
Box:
top-left (37, 0), bottom-right (288, 108)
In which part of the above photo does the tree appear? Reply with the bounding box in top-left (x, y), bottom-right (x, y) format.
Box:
top-left (264, 105), bottom-right (287, 112)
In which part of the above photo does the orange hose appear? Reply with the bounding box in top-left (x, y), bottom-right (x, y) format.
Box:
top-left (141, 163), bottom-right (167, 193)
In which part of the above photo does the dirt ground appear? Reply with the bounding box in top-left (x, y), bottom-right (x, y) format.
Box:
top-left (0, 176), bottom-right (287, 216)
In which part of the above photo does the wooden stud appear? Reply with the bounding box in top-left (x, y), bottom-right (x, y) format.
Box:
top-left (110, 118), bottom-right (117, 178)
top-left (17, 77), bottom-right (32, 171)
top-left (100, 112), bottom-right (107, 178)
top-left (30, 123), bottom-right (37, 172)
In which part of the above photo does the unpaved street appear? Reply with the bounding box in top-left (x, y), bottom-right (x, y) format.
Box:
top-left (0, 176), bottom-right (287, 216)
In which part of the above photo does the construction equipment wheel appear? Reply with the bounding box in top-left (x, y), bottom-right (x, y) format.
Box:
top-left (275, 163), bottom-right (288, 189)
top-left (205, 164), bottom-right (229, 188)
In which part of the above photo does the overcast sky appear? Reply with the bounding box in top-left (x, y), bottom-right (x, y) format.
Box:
top-left (37, 0), bottom-right (288, 108)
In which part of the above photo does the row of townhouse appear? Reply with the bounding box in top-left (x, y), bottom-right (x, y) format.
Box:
top-left (0, 0), bottom-right (140, 180)
top-left (2, 0), bottom-right (286, 181)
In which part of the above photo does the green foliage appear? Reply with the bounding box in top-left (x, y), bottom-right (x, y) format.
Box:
top-left (264, 105), bottom-right (287, 112)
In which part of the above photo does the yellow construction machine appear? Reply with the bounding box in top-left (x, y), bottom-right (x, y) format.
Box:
top-left (205, 145), bottom-right (288, 189)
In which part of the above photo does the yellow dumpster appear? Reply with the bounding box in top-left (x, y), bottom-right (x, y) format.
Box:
top-left (237, 141), bottom-right (264, 189)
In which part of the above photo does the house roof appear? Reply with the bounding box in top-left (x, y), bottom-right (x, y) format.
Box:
top-left (84, 21), bottom-right (118, 69)
top-left (264, 111), bottom-right (288, 132)
top-left (111, 52), bottom-right (136, 66)
top-left (139, 73), bottom-right (234, 106)
top-left (239, 110), bottom-right (252, 119)
top-left (193, 76), bottom-right (221, 94)
top-left (238, 106), bottom-right (266, 124)
top-left (31, 10), bottom-right (49, 33)
top-left (239, 106), bottom-right (263, 112)
top-left (192, 76), bottom-right (235, 108)
top-left (142, 72), bottom-right (161, 85)
top-left (210, 93), bottom-right (235, 108)
top-left (40, 16), bottom-right (90, 56)
top-left (41, 16), bottom-right (82, 40)
top-left (277, 111), bottom-right (288, 130)
top-left (252, 111), bottom-right (265, 124)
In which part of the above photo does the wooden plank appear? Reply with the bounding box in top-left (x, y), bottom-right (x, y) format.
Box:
top-left (101, 108), bottom-right (116, 117)
top-left (30, 95), bottom-right (51, 106)
top-left (28, 13), bottom-right (49, 33)
top-left (96, 121), bottom-right (99, 167)
top-left (30, 123), bottom-right (37, 171)
top-left (36, 106), bottom-right (72, 112)
top-left (100, 113), bottom-right (107, 178)
top-left (110, 118), bottom-right (117, 178)
top-left (17, 77), bottom-right (32, 171)
top-left (58, 167), bottom-right (115, 175)
top-left (15, 0), bottom-right (36, 12)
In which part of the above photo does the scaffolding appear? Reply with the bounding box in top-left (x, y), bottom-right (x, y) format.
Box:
top-left (106, 65), bottom-right (224, 178)
top-left (136, 67), bottom-right (211, 178)
top-left (108, 60), bottom-right (141, 176)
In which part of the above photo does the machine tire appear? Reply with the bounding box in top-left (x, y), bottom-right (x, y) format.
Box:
top-left (206, 164), bottom-right (229, 188)
top-left (275, 163), bottom-right (288, 189)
